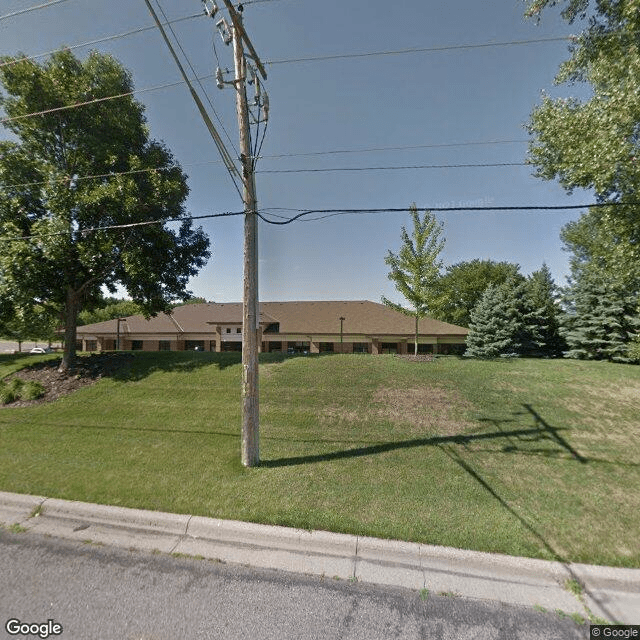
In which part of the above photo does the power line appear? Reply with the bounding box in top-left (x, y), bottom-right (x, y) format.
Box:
top-left (0, 76), bottom-right (192, 125)
top-left (0, 12), bottom-right (204, 70)
top-left (144, 0), bottom-right (244, 196)
top-left (0, 0), bottom-right (71, 22)
top-left (256, 202), bottom-right (640, 224)
top-left (259, 139), bottom-right (528, 160)
top-left (256, 162), bottom-right (528, 174)
top-left (0, 141), bottom-right (534, 191)
top-left (241, 0), bottom-right (294, 4)
top-left (265, 35), bottom-right (575, 66)
top-left (4, 202), bottom-right (638, 242)
top-left (151, 0), bottom-right (239, 159)
top-left (1, 210), bottom-right (246, 242)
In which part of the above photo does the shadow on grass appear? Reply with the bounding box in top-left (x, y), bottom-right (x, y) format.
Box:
top-left (261, 404), bottom-right (596, 468)
top-left (109, 350), bottom-right (315, 382)
top-left (438, 443), bottom-right (617, 622)
top-left (475, 404), bottom-right (588, 464)
top-left (0, 352), bottom-right (58, 371)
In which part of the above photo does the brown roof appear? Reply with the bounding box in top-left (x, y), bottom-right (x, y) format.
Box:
top-left (77, 300), bottom-right (468, 337)
top-left (261, 301), bottom-right (468, 336)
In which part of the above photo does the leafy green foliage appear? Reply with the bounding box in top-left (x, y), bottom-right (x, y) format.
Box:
top-left (628, 334), bottom-right (640, 363)
top-left (525, 0), bottom-right (640, 286)
top-left (177, 297), bottom-right (209, 306)
top-left (381, 205), bottom-right (445, 354)
top-left (0, 302), bottom-right (59, 345)
top-left (0, 51), bottom-right (210, 371)
top-left (429, 259), bottom-right (523, 327)
top-left (78, 298), bottom-right (143, 326)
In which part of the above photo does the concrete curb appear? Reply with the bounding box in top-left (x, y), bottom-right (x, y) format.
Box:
top-left (1, 491), bottom-right (638, 623)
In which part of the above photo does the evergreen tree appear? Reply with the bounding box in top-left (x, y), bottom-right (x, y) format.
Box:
top-left (562, 274), bottom-right (640, 363)
top-left (525, 264), bottom-right (566, 356)
top-left (465, 284), bottom-right (523, 358)
top-left (429, 259), bottom-right (523, 327)
top-left (465, 277), bottom-right (551, 358)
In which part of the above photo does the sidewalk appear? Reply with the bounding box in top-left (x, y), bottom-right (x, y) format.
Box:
top-left (1, 491), bottom-right (638, 624)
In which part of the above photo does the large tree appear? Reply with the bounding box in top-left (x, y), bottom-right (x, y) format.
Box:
top-left (429, 259), bottom-right (523, 327)
top-left (381, 205), bottom-right (445, 355)
top-left (525, 0), bottom-right (640, 285)
top-left (0, 51), bottom-right (210, 371)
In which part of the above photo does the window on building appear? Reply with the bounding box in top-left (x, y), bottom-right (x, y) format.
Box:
top-left (159, 340), bottom-right (171, 351)
top-left (185, 340), bottom-right (205, 351)
top-left (85, 340), bottom-right (97, 352)
top-left (439, 343), bottom-right (466, 356)
top-left (226, 328), bottom-right (231, 334)
top-left (236, 328), bottom-right (241, 334)
top-left (131, 340), bottom-right (144, 351)
top-left (264, 323), bottom-right (280, 333)
top-left (380, 342), bottom-right (398, 354)
top-left (352, 343), bottom-right (369, 353)
top-left (287, 341), bottom-right (310, 354)
top-left (319, 342), bottom-right (334, 353)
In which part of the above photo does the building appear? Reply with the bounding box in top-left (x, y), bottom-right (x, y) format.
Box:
top-left (75, 300), bottom-right (468, 355)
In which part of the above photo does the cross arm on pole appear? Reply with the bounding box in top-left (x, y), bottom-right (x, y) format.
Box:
top-left (221, 0), bottom-right (267, 80)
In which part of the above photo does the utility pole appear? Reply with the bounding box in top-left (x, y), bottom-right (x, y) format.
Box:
top-left (230, 4), bottom-right (259, 467)
top-left (220, 0), bottom-right (267, 467)
top-left (151, 0), bottom-right (267, 467)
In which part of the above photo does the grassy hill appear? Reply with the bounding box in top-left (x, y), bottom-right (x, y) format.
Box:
top-left (1, 351), bottom-right (638, 568)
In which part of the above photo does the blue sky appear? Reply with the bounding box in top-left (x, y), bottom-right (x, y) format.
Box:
top-left (0, 0), bottom-right (592, 305)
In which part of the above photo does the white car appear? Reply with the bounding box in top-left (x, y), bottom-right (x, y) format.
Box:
top-left (29, 347), bottom-right (54, 354)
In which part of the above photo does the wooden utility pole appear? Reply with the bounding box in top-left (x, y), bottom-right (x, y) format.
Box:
top-left (224, 1), bottom-right (265, 467)
top-left (151, 1), bottom-right (266, 467)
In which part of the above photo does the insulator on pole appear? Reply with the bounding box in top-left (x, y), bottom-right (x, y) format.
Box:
top-left (202, 0), bottom-right (218, 18)
top-left (216, 66), bottom-right (225, 89)
top-left (216, 17), bottom-right (232, 45)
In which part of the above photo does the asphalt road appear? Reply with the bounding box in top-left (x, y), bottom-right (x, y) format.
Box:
top-left (0, 531), bottom-right (588, 640)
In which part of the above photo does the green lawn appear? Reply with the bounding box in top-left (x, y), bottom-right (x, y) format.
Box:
top-left (1, 351), bottom-right (639, 568)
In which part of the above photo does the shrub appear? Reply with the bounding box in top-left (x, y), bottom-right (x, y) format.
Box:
top-left (0, 383), bottom-right (18, 405)
top-left (0, 378), bottom-right (45, 404)
top-left (21, 380), bottom-right (45, 401)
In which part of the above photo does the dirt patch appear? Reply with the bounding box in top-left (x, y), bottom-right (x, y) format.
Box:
top-left (394, 354), bottom-right (436, 363)
top-left (373, 386), bottom-right (472, 435)
top-left (2, 352), bottom-right (134, 408)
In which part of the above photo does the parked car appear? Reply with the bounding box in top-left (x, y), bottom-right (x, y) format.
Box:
top-left (29, 347), bottom-right (54, 354)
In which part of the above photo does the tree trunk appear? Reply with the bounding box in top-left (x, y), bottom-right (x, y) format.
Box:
top-left (59, 288), bottom-right (79, 373)
top-left (414, 313), bottom-right (418, 356)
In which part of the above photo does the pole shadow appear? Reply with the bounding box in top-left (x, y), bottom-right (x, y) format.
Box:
top-left (439, 443), bottom-right (616, 623)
